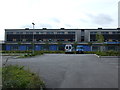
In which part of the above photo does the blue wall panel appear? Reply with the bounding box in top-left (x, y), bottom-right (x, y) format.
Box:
top-left (35, 45), bottom-right (42, 51)
top-left (6, 45), bottom-right (11, 51)
top-left (20, 45), bottom-right (27, 51)
top-left (49, 45), bottom-right (57, 51)
top-left (83, 45), bottom-right (91, 51)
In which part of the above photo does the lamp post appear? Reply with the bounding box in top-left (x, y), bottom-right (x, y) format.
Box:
top-left (32, 23), bottom-right (35, 54)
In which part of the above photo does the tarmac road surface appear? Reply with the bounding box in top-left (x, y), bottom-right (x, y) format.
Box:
top-left (2, 54), bottom-right (118, 88)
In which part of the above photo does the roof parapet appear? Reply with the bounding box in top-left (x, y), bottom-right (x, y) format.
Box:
top-left (42, 28), bottom-right (47, 30)
top-left (98, 28), bottom-right (102, 29)
top-left (25, 28), bottom-right (29, 30)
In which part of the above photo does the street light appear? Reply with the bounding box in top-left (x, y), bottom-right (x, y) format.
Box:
top-left (32, 22), bottom-right (35, 54)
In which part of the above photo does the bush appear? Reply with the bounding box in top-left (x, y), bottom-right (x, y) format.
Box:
top-left (2, 65), bottom-right (45, 89)
top-left (84, 51), bottom-right (119, 56)
top-left (2, 50), bottom-right (32, 53)
top-left (96, 51), bottom-right (119, 56)
top-left (84, 51), bottom-right (96, 54)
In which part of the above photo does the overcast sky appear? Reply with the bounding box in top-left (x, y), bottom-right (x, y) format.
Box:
top-left (0, 0), bottom-right (119, 40)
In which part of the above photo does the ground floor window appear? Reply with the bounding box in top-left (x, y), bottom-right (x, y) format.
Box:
top-left (11, 46), bottom-right (19, 50)
top-left (92, 46), bottom-right (100, 51)
top-left (107, 46), bottom-right (116, 51)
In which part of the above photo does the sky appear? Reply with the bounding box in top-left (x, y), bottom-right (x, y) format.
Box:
top-left (0, 0), bottom-right (119, 40)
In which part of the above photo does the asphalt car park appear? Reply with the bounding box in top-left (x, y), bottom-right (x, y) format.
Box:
top-left (2, 54), bottom-right (118, 88)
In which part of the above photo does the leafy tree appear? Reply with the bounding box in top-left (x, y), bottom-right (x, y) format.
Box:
top-left (96, 34), bottom-right (104, 43)
top-left (31, 42), bottom-right (34, 50)
top-left (17, 42), bottom-right (21, 51)
top-left (87, 42), bottom-right (93, 50)
top-left (45, 42), bottom-right (49, 51)
top-left (73, 42), bottom-right (78, 50)
top-left (96, 34), bottom-right (105, 51)
top-left (87, 42), bottom-right (93, 46)
top-left (57, 42), bottom-right (64, 51)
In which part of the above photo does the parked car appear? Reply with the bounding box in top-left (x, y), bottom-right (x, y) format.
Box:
top-left (65, 44), bottom-right (74, 54)
top-left (76, 45), bottom-right (84, 54)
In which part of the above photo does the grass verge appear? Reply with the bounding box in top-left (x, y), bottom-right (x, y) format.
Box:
top-left (2, 65), bottom-right (45, 89)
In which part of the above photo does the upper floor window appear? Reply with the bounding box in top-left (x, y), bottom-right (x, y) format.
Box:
top-left (68, 32), bottom-right (75, 34)
top-left (47, 32), bottom-right (54, 34)
top-left (118, 31), bottom-right (120, 34)
top-left (20, 32), bottom-right (23, 34)
top-left (26, 32), bottom-right (29, 34)
top-left (7, 32), bottom-right (13, 34)
top-left (90, 32), bottom-right (97, 34)
top-left (101, 32), bottom-right (109, 34)
top-left (16, 32), bottom-right (20, 34)
top-left (112, 31), bottom-right (120, 34)
top-left (57, 32), bottom-right (65, 34)
top-left (26, 32), bottom-right (33, 34)
top-left (40, 32), bottom-right (44, 34)
top-left (36, 32), bottom-right (39, 34)
top-left (30, 32), bottom-right (33, 34)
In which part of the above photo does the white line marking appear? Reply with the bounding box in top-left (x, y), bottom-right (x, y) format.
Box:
top-left (94, 54), bottom-right (100, 58)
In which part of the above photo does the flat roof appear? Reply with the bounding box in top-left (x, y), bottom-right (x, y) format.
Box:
top-left (5, 28), bottom-right (119, 31)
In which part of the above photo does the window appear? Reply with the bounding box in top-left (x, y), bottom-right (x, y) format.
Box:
top-left (92, 46), bottom-right (100, 51)
top-left (81, 36), bottom-right (84, 42)
top-left (26, 32), bottom-right (33, 34)
top-left (30, 32), bottom-right (33, 34)
top-left (57, 32), bottom-right (64, 34)
top-left (26, 32), bottom-right (29, 34)
top-left (7, 32), bottom-right (13, 34)
top-left (117, 31), bottom-right (120, 34)
top-left (12, 46), bottom-right (19, 50)
top-left (68, 32), bottom-right (75, 34)
top-left (101, 32), bottom-right (109, 34)
top-left (27, 46), bottom-right (33, 50)
top-left (90, 32), bottom-right (97, 34)
top-left (20, 32), bottom-right (23, 34)
top-left (112, 32), bottom-right (119, 34)
top-left (107, 46), bottom-right (116, 51)
top-left (113, 31), bottom-right (120, 34)
top-left (47, 32), bottom-right (54, 34)
top-left (22, 39), bottom-right (26, 41)
top-left (13, 39), bottom-right (16, 41)
top-left (112, 39), bottom-right (117, 42)
top-left (36, 32), bottom-right (39, 34)
top-left (36, 32), bottom-right (44, 34)
top-left (15, 32), bottom-right (23, 34)
top-left (40, 32), bottom-right (44, 34)
top-left (16, 32), bottom-right (20, 34)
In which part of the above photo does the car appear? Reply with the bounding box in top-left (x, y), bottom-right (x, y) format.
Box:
top-left (76, 45), bottom-right (84, 54)
top-left (65, 44), bottom-right (74, 54)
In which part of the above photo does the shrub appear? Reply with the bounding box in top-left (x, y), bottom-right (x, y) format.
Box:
top-left (2, 65), bottom-right (45, 89)
top-left (84, 51), bottom-right (119, 56)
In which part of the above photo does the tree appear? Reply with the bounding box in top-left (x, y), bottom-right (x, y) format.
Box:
top-left (87, 42), bottom-right (93, 46)
top-left (57, 42), bottom-right (64, 51)
top-left (87, 42), bottom-right (93, 51)
top-left (96, 34), bottom-right (104, 51)
top-left (96, 34), bottom-right (104, 43)
top-left (73, 42), bottom-right (78, 50)
top-left (45, 42), bottom-right (49, 51)
top-left (17, 42), bottom-right (21, 51)
top-left (99, 34), bottom-right (104, 43)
